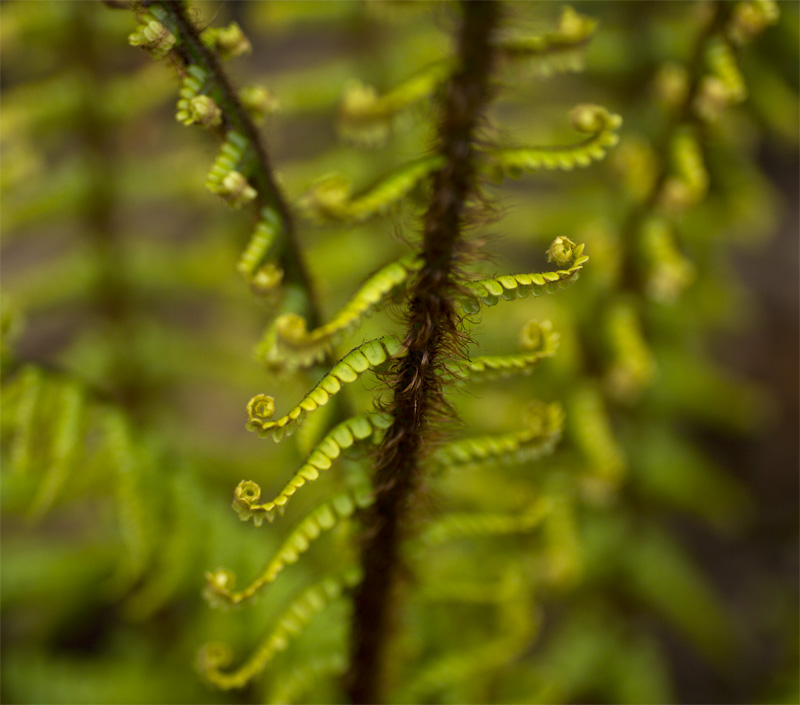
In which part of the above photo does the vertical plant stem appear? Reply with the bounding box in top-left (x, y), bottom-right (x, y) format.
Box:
top-left (150, 0), bottom-right (324, 329)
top-left (345, 3), bottom-right (499, 702)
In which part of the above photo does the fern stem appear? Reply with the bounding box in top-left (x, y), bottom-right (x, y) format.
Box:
top-left (345, 3), bottom-right (499, 702)
top-left (147, 0), bottom-right (323, 327)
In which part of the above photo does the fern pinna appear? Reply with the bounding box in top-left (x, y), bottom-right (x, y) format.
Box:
top-left (1, 1), bottom-right (792, 703)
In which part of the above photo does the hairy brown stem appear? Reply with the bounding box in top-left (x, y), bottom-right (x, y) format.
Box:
top-left (345, 3), bottom-right (499, 702)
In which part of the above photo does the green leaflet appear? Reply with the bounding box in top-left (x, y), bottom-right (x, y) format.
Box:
top-left (28, 381), bottom-right (84, 520)
top-left (421, 498), bottom-right (553, 545)
top-left (301, 156), bottom-right (445, 223)
top-left (246, 336), bottom-right (404, 442)
top-left (233, 412), bottom-right (392, 523)
top-left (200, 566), bottom-right (362, 690)
top-left (496, 6), bottom-right (597, 77)
top-left (204, 486), bottom-right (373, 607)
top-left (265, 652), bottom-right (348, 704)
top-left (337, 60), bottom-right (453, 145)
top-left (458, 240), bottom-right (588, 315)
top-left (433, 401), bottom-right (564, 471)
top-left (262, 253), bottom-right (422, 369)
top-left (486, 105), bottom-right (621, 178)
top-left (449, 319), bottom-right (560, 382)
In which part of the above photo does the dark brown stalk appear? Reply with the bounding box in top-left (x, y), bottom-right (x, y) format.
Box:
top-left (148, 0), bottom-right (323, 329)
top-left (345, 3), bottom-right (499, 702)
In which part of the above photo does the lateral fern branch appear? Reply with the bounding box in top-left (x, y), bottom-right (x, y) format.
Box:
top-left (137, 0), bottom-right (323, 327)
top-left (346, 3), bottom-right (499, 701)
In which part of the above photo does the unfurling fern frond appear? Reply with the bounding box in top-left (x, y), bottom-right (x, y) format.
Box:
top-left (233, 412), bottom-right (391, 523)
top-left (8, 365), bottom-right (44, 476)
top-left (199, 566), bottom-right (362, 690)
top-left (204, 131), bottom-right (257, 208)
top-left (421, 498), bottom-right (552, 545)
top-left (265, 652), bottom-right (348, 705)
top-left (236, 206), bottom-right (284, 291)
top-left (28, 381), bottom-right (84, 520)
top-left (638, 216), bottom-right (695, 304)
top-left (301, 156), bottom-right (444, 223)
top-left (496, 6), bottom-right (597, 76)
top-left (450, 319), bottom-right (559, 382)
top-left (104, 409), bottom-right (152, 585)
top-left (205, 487), bottom-right (372, 607)
top-left (658, 126), bottom-right (708, 212)
top-left (603, 300), bottom-right (657, 402)
top-left (338, 60), bottom-right (453, 145)
top-left (433, 401), bottom-right (564, 472)
top-left (485, 105), bottom-right (621, 179)
top-left (459, 239), bottom-right (588, 315)
top-left (246, 337), bottom-right (404, 441)
top-left (261, 254), bottom-right (422, 369)
top-left (568, 385), bottom-right (626, 492)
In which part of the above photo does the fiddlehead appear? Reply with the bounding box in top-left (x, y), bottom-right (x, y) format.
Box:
top-left (459, 239), bottom-right (588, 315)
top-left (245, 337), bottom-right (403, 441)
top-left (233, 412), bottom-right (391, 523)
top-left (301, 156), bottom-right (445, 223)
top-left (260, 254), bottom-right (423, 370)
top-left (199, 566), bottom-right (362, 690)
top-left (486, 105), bottom-right (621, 178)
top-left (204, 487), bottom-right (372, 608)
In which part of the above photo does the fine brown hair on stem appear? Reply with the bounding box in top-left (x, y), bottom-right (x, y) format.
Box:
top-left (345, 3), bottom-right (500, 702)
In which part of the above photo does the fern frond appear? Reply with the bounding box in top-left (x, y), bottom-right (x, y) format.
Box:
top-left (104, 409), bottom-right (152, 583)
top-left (658, 126), bottom-right (708, 211)
top-left (568, 385), bottom-right (626, 492)
top-left (236, 206), bottom-right (284, 290)
top-left (199, 566), bottom-right (362, 689)
top-left (8, 365), bottom-right (44, 476)
top-left (450, 320), bottom-right (559, 382)
top-left (459, 240), bottom-right (588, 314)
top-left (200, 22), bottom-right (251, 60)
top-left (233, 412), bottom-right (392, 523)
top-left (338, 60), bottom-right (453, 145)
top-left (422, 498), bottom-right (552, 545)
top-left (433, 401), bottom-right (564, 471)
top-left (246, 336), bottom-right (404, 441)
top-left (301, 156), bottom-right (444, 223)
top-left (261, 254), bottom-right (422, 369)
top-left (604, 300), bottom-right (657, 402)
top-left (204, 130), bottom-right (257, 207)
top-left (265, 652), bottom-right (348, 705)
top-left (496, 6), bottom-right (597, 76)
top-left (28, 381), bottom-right (84, 520)
top-left (486, 105), bottom-right (621, 178)
top-left (205, 487), bottom-right (373, 607)
top-left (542, 484), bottom-right (582, 586)
top-left (727, 0), bottom-right (780, 46)
top-left (639, 216), bottom-right (695, 303)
